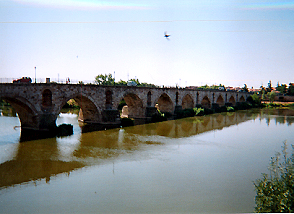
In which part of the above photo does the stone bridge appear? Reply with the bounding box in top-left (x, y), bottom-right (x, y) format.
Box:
top-left (0, 83), bottom-right (250, 131)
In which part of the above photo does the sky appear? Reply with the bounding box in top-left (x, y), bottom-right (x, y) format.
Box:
top-left (0, 0), bottom-right (294, 88)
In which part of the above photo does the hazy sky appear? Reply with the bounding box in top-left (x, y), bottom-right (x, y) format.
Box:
top-left (1, 0), bottom-right (293, 88)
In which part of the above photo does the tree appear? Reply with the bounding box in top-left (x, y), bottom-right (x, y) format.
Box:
top-left (116, 79), bottom-right (127, 86)
top-left (247, 93), bottom-right (261, 106)
top-left (242, 84), bottom-right (249, 92)
top-left (276, 84), bottom-right (287, 94)
top-left (254, 141), bottom-right (294, 212)
top-left (288, 83), bottom-right (294, 96)
top-left (95, 74), bottom-right (115, 85)
top-left (268, 91), bottom-right (276, 103)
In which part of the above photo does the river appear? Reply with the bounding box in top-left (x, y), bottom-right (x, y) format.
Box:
top-left (0, 108), bottom-right (293, 213)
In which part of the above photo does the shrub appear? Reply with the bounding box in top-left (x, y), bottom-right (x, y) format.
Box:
top-left (121, 117), bottom-right (134, 127)
top-left (226, 106), bottom-right (235, 112)
top-left (193, 107), bottom-right (204, 116)
top-left (254, 141), bottom-right (294, 212)
top-left (151, 110), bottom-right (167, 122)
top-left (175, 108), bottom-right (195, 119)
top-left (203, 108), bottom-right (213, 115)
top-left (247, 93), bottom-right (261, 107)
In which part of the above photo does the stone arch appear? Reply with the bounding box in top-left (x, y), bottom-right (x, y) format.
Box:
top-left (216, 95), bottom-right (225, 106)
top-left (2, 96), bottom-right (39, 129)
top-left (105, 90), bottom-right (112, 109)
top-left (122, 93), bottom-right (144, 118)
top-left (201, 96), bottom-right (211, 109)
top-left (157, 93), bottom-right (174, 113)
top-left (182, 94), bottom-right (194, 109)
top-left (228, 95), bottom-right (236, 106)
top-left (239, 95), bottom-right (245, 102)
top-left (147, 91), bottom-right (152, 107)
top-left (42, 89), bottom-right (52, 107)
top-left (59, 93), bottom-right (102, 123)
top-left (176, 92), bottom-right (179, 105)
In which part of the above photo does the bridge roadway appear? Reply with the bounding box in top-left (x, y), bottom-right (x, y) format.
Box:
top-left (0, 83), bottom-right (250, 131)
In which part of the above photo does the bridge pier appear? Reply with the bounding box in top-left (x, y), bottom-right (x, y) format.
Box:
top-left (39, 112), bottom-right (58, 130)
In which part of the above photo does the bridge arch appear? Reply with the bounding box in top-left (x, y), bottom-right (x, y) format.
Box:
top-left (58, 93), bottom-right (102, 123)
top-left (122, 93), bottom-right (144, 118)
top-left (156, 93), bottom-right (174, 113)
top-left (201, 96), bottom-right (211, 109)
top-left (228, 95), bottom-right (236, 106)
top-left (239, 95), bottom-right (245, 102)
top-left (216, 95), bottom-right (225, 106)
top-left (182, 94), bottom-right (194, 109)
top-left (1, 96), bottom-right (39, 129)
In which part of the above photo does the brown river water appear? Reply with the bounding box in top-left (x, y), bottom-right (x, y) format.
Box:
top-left (0, 108), bottom-right (293, 213)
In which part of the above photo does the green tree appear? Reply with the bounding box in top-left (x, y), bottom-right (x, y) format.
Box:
top-left (276, 84), bottom-right (287, 94)
top-left (116, 79), bottom-right (127, 86)
top-left (247, 93), bottom-right (261, 106)
top-left (288, 83), bottom-right (294, 96)
top-left (268, 91), bottom-right (276, 103)
top-left (95, 74), bottom-right (115, 85)
top-left (254, 141), bottom-right (294, 213)
top-left (242, 84), bottom-right (249, 92)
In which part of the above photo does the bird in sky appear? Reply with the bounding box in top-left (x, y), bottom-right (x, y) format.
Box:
top-left (164, 32), bottom-right (170, 40)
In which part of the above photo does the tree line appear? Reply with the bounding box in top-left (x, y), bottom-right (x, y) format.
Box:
top-left (94, 73), bottom-right (158, 87)
top-left (261, 80), bottom-right (294, 96)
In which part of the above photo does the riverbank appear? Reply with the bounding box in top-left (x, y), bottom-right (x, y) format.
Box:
top-left (261, 101), bottom-right (294, 109)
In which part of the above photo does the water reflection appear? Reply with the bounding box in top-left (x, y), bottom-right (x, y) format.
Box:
top-left (0, 138), bottom-right (84, 188)
top-left (0, 109), bottom-right (293, 190)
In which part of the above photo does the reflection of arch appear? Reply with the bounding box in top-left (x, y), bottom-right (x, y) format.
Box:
top-left (105, 90), bottom-right (112, 109)
top-left (216, 95), bottom-right (225, 106)
top-left (157, 93), bottom-right (173, 113)
top-left (182, 94), bottom-right (194, 109)
top-left (215, 114), bottom-right (224, 125)
top-left (147, 91), bottom-right (152, 106)
top-left (2, 96), bottom-right (38, 129)
top-left (123, 93), bottom-right (144, 118)
top-left (181, 120), bottom-right (193, 133)
top-left (228, 96), bottom-right (236, 106)
top-left (239, 95), bottom-right (245, 102)
top-left (42, 89), bottom-right (52, 107)
top-left (156, 121), bottom-right (173, 136)
top-left (201, 96), bottom-right (211, 108)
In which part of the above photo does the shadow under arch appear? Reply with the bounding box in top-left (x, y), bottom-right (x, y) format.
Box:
top-left (216, 95), bottom-right (225, 106)
top-left (58, 93), bottom-right (102, 124)
top-left (121, 93), bottom-right (144, 118)
top-left (239, 95), bottom-right (245, 102)
top-left (228, 95), bottom-right (236, 106)
top-left (182, 94), bottom-right (194, 109)
top-left (1, 96), bottom-right (38, 129)
top-left (201, 96), bottom-right (211, 109)
top-left (156, 93), bottom-right (174, 113)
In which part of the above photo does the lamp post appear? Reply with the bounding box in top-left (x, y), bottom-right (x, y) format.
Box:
top-left (34, 67), bottom-right (36, 83)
